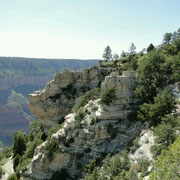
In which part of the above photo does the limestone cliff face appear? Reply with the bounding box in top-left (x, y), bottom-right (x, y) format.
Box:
top-left (29, 67), bottom-right (111, 130)
top-left (23, 71), bottom-right (142, 180)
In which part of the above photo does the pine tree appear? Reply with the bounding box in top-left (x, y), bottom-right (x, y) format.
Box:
top-left (102, 45), bottom-right (112, 62)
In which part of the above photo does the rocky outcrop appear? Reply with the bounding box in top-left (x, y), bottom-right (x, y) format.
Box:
top-left (22, 71), bottom-right (142, 180)
top-left (98, 71), bottom-right (138, 120)
top-left (29, 67), bottom-right (111, 130)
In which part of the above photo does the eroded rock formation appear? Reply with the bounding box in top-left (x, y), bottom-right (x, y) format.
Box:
top-left (23, 71), bottom-right (142, 180)
top-left (29, 67), bottom-right (111, 130)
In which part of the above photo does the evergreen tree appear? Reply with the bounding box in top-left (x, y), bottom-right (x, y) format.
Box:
top-left (136, 51), bottom-right (169, 103)
top-left (163, 32), bottom-right (173, 45)
top-left (102, 45), bottom-right (112, 62)
top-left (147, 43), bottom-right (155, 52)
top-left (12, 131), bottom-right (26, 157)
top-left (128, 43), bottom-right (136, 56)
top-left (120, 50), bottom-right (127, 57)
top-left (138, 88), bottom-right (176, 126)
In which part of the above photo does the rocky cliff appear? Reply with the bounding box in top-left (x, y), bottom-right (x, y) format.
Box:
top-left (22, 71), bottom-right (142, 180)
top-left (0, 57), bottom-right (99, 147)
top-left (29, 67), bottom-right (111, 130)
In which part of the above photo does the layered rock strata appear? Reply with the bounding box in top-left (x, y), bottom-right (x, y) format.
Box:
top-left (22, 71), bottom-right (142, 180)
top-left (29, 67), bottom-right (111, 129)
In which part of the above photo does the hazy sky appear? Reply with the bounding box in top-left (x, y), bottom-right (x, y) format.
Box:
top-left (0, 0), bottom-right (180, 59)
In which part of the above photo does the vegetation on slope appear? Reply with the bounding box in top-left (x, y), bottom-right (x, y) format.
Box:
top-left (1, 27), bottom-right (180, 179)
top-left (83, 27), bottom-right (180, 179)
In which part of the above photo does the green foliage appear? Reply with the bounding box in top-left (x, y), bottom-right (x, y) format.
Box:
top-left (12, 122), bottom-right (44, 172)
top-left (136, 51), bottom-right (169, 103)
top-left (84, 152), bottom-right (133, 180)
top-left (149, 136), bottom-right (180, 180)
top-left (161, 28), bottom-right (180, 56)
top-left (0, 165), bottom-right (4, 178)
top-left (100, 86), bottom-right (116, 105)
top-left (48, 124), bottom-right (61, 139)
top-left (90, 116), bottom-right (99, 125)
top-left (102, 45), bottom-right (112, 62)
top-left (85, 156), bottom-right (101, 174)
top-left (137, 158), bottom-right (151, 177)
top-left (150, 115), bottom-right (177, 158)
top-left (138, 88), bottom-right (176, 126)
top-left (147, 43), bottom-right (155, 52)
top-left (43, 139), bottom-right (59, 160)
top-left (29, 121), bottom-right (44, 141)
top-left (7, 173), bottom-right (18, 180)
top-left (166, 53), bottom-right (180, 83)
top-left (13, 155), bottom-right (20, 171)
top-left (130, 137), bottom-right (140, 154)
top-left (100, 62), bottom-right (114, 68)
top-left (127, 56), bottom-right (138, 71)
top-left (25, 138), bottom-right (43, 158)
top-left (72, 88), bottom-right (100, 113)
top-left (85, 108), bottom-right (91, 115)
top-left (91, 105), bottom-right (98, 111)
top-left (75, 107), bottom-right (86, 127)
top-left (0, 147), bottom-right (11, 164)
top-left (12, 131), bottom-right (27, 157)
top-left (62, 84), bottom-right (77, 99)
top-left (129, 43), bottom-right (136, 56)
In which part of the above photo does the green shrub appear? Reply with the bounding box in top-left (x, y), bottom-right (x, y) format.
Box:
top-left (84, 151), bottom-right (137, 180)
top-left (0, 166), bottom-right (4, 178)
top-left (75, 107), bottom-right (86, 127)
top-left (130, 137), bottom-right (140, 154)
top-left (101, 62), bottom-right (114, 68)
top-left (25, 138), bottom-right (42, 158)
top-left (13, 155), bottom-right (20, 171)
top-left (90, 116), bottom-right (99, 125)
top-left (72, 88), bottom-right (100, 113)
top-left (7, 173), bottom-right (18, 180)
top-left (15, 155), bottom-right (31, 172)
top-left (12, 131), bottom-right (27, 158)
top-left (138, 88), bottom-right (176, 126)
top-left (93, 65), bottom-right (98, 69)
top-left (85, 108), bottom-right (91, 115)
top-left (84, 156), bottom-right (101, 174)
top-left (0, 147), bottom-right (11, 163)
top-left (137, 158), bottom-right (151, 177)
top-left (48, 124), bottom-right (61, 139)
top-left (91, 105), bottom-right (98, 111)
top-left (149, 136), bottom-right (180, 180)
top-left (43, 139), bottom-right (59, 160)
top-left (100, 86), bottom-right (117, 105)
top-left (150, 121), bottom-right (176, 158)
top-left (29, 121), bottom-right (44, 141)
top-left (136, 51), bottom-right (169, 103)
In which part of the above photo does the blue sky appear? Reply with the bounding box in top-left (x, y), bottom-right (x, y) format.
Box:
top-left (0, 0), bottom-right (180, 59)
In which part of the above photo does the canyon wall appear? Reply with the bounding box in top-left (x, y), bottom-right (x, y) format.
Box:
top-left (29, 67), bottom-right (111, 130)
top-left (23, 71), bottom-right (142, 180)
